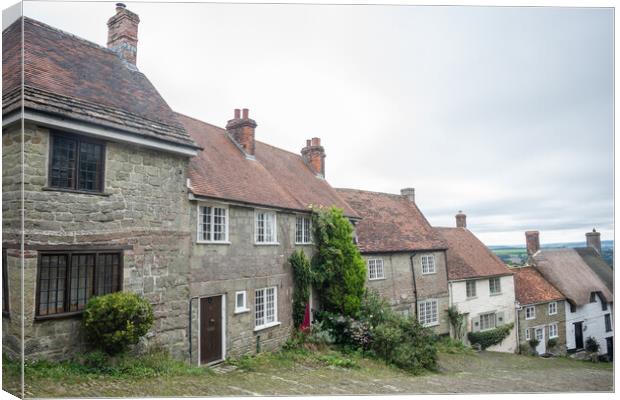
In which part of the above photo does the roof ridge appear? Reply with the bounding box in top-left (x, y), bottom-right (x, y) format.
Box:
top-left (22, 16), bottom-right (118, 57)
top-left (335, 187), bottom-right (406, 198)
top-left (174, 111), bottom-right (227, 131)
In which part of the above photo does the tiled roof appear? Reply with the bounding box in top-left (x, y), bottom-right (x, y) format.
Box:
top-left (512, 266), bottom-right (564, 305)
top-left (533, 249), bottom-right (613, 306)
top-left (177, 113), bottom-right (358, 217)
top-left (435, 227), bottom-right (513, 280)
top-left (335, 189), bottom-right (447, 253)
top-left (575, 247), bottom-right (613, 293)
top-left (2, 17), bottom-right (197, 149)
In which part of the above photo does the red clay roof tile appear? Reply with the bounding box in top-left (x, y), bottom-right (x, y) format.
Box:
top-left (435, 227), bottom-right (513, 280)
top-left (336, 188), bottom-right (447, 253)
top-left (178, 113), bottom-right (358, 216)
top-left (512, 266), bottom-right (564, 305)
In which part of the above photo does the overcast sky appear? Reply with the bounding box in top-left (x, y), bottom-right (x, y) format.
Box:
top-left (19, 1), bottom-right (613, 246)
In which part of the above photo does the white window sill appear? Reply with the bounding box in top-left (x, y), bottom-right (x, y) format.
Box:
top-left (234, 308), bottom-right (250, 315)
top-left (525, 317), bottom-right (536, 321)
top-left (490, 292), bottom-right (502, 296)
top-left (466, 296), bottom-right (478, 301)
top-left (254, 242), bottom-right (280, 246)
top-left (421, 272), bottom-right (437, 275)
top-left (295, 242), bottom-right (313, 245)
top-left (254, 321), bottom-right (281, 332)
top-left (548, 313), bottom-right (557, 316)
top-left (196, 240), bottom-right (231, 245)
top-left (421, 321), bottom-right (440, 328)
top-left (369, 277), bottom-right (386, 281)
top-left (549, 335), bottom-right (559, 339)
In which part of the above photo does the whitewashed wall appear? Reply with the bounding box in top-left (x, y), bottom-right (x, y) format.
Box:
top-left (449, 275), bottom-right (517, 353)
top-left (564, 295), bottom-right (613, 354)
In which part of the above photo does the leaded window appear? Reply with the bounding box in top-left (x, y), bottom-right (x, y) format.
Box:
top-left (295, 216), bottom-right (312, 244)
top-left (421, 254), bottom-right (436, 274)
top-left (489, 277), bottom-right (501, 294)
top-left (255, 287), bottom-right (277, 328)
top-left (480, 312), bottom-right (496, 331)
top-left (255, 211), bottom-right (277, 243)
top-left (37, 251), bottom-right (121, 317)
top-left (466, 280), bottom-right (476, 298)
top-left (49, 132), bottom-right (104, 192)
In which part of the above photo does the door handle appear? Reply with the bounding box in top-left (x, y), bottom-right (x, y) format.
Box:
top-left (210, 318), bottom-right (216, 323)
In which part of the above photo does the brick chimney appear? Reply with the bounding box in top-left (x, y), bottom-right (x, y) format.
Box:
top-left (586, 228), bottom-right (602, 255)
top-left (525, 231), bottom-right (540, 256)
top-left (107, 3), bottom-right (140, 66)
top-left (456, 211), bottom-right (466, 228)
top-left (400, 188), bottom-right (415, 203)
top-left (226, 108), bottom-right (257, 157)
top-left (301, 138), bottom-right (325, 177)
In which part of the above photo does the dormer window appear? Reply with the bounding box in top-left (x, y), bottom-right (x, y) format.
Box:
top-left (49, 131), bottom-right (105, 193)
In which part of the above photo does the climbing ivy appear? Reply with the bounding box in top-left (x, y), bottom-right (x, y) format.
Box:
top-left (447, 306), bottom-right (465, 340)
top-left (311, 206), bottom-right (367, 317)
top-left (467, 323), bottom-right (514, 350)
top-left (289, 249), bottom-right (312, 328)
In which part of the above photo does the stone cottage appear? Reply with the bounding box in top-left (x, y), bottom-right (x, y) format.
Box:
top-left (2, 5), bottom-right (203, 360)
top-left (512, 266), bottom-right (566, 355)
top-left (336, 188), bottom-right (450, 335)
top-left (435, 213), bottom-right (517, 353)
top-left (180, 113), bottom-right (358, 365)
top-left (2, 4), bottom-right (359, 364)
top-left (525, 230), bottom-right (613, 360)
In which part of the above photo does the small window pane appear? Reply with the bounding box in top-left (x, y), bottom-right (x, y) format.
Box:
top-left (50, 136), bottom-right (77, 189)
top-left (77, 141), bottom-right (103, 191)
top-left (466, 280), bottom-right (476, 298)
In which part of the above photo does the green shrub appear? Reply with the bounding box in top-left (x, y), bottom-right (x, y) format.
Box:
top-left (436, 336), bottom-right (472, 354)
top-left (289, 249), bottom-right (312, 328)
top-left (547, 338), bottom-right (558, 349)
top-left (83, 292), bottom-right (154, 355)
top-left (317, 354), bottom-right (358, 369)
top-left (311, 206), bottom-right (366, 317)
top-left (528, 338), bottom-right (540, 352)
top-left (519, 342), bottom-right (533, 355)
top-left (467, 323), bottom-right (514, 350)
top-left (447, 306), bottom-right (465, 340)
top-left (585, 337), bottom-right (600, 353)
top-left (306, 321), bottom-right (336, 347)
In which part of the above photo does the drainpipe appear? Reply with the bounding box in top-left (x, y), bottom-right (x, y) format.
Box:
top-left (409, 252), bottom-right (418, 317)
top-left (515, 301), bottom-right (522, 353)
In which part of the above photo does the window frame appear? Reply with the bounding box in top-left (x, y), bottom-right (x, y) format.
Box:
top-left (524, 328), bottom-right (531, 341)
top-left (605, 313), bottom-right (612, 332)
top-left (35, 250), bottom-right (123, 320)
top-left (418, 298), bottom-right (439, 327)
top-left (48, 131), bottom-right (106, 194)
top-left (196, 203), bottom-right (230, 243)
top-left (466, 280), bottom-right (477, 298)
top-left (479, 312), bottom-right (497, 331)
top-left (254, 210), bottom-right (278, 244)
top-left (295, 215), bottom-right (312, 244)
top-left (489, 277), bottom-right (501, 295)
top-left (548, 301), bottom-right (557, 316)
top-left (420, 254), bottom-right (436, 275)
top-left (254, 286), bottom-right (279, 330)
top-left (524, 305), bottom-right (536, 320)
top-left (234, 290), bottom-right (249, 314)
top-left (549, 323), bottom-right (558, 339)
top-left (367, 258), bottom-right (385, 280)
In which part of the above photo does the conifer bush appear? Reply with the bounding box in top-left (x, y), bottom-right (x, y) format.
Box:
top-left (83, 292), bottom-right (154, 355)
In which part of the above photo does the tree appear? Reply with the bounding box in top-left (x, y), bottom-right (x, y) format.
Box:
top-left (311, 206), bottom-right (366, 317)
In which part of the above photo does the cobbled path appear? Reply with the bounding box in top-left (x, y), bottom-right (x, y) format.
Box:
top-left (4, 351), bottom-right (613, 397)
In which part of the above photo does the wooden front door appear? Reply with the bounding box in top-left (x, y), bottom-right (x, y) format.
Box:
top-left (574, 322), bottom-right (584, 350)
top-left (200, 295), bottom-right (223, 364)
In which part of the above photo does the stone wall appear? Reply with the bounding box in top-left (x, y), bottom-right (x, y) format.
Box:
top-left (363, 251), bottom-right (450, 335)
top-left (2, 123), bottom-right (193, 360)
top-left (518, 300), bottom-right (566, 355)
top-left (188, 201), bottom-right (314, 364)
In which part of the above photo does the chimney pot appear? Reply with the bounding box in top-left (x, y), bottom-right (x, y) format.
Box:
top-left (456, 211), bottom-right (467, 228)
top-left (107, 4), bottom-right (140, 65)
top-left (525, 231), bottom-right (540, 256)
top-left (301, 138), bottom-right (326, 177)
top-left (400, 188), bottom-right (415, 203)
top-left (226, 108), bottom-right (257, 156)
top-left (586, 228), bottom-right (602, 255)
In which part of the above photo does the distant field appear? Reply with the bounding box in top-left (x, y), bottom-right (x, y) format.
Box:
top-left (489, 241), bottom-right (613, 266)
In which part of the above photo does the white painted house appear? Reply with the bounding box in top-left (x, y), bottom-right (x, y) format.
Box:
top-left (435, 213), bottom-right (517, 353)
top-left (526, 230), bottom-right (614, 359)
